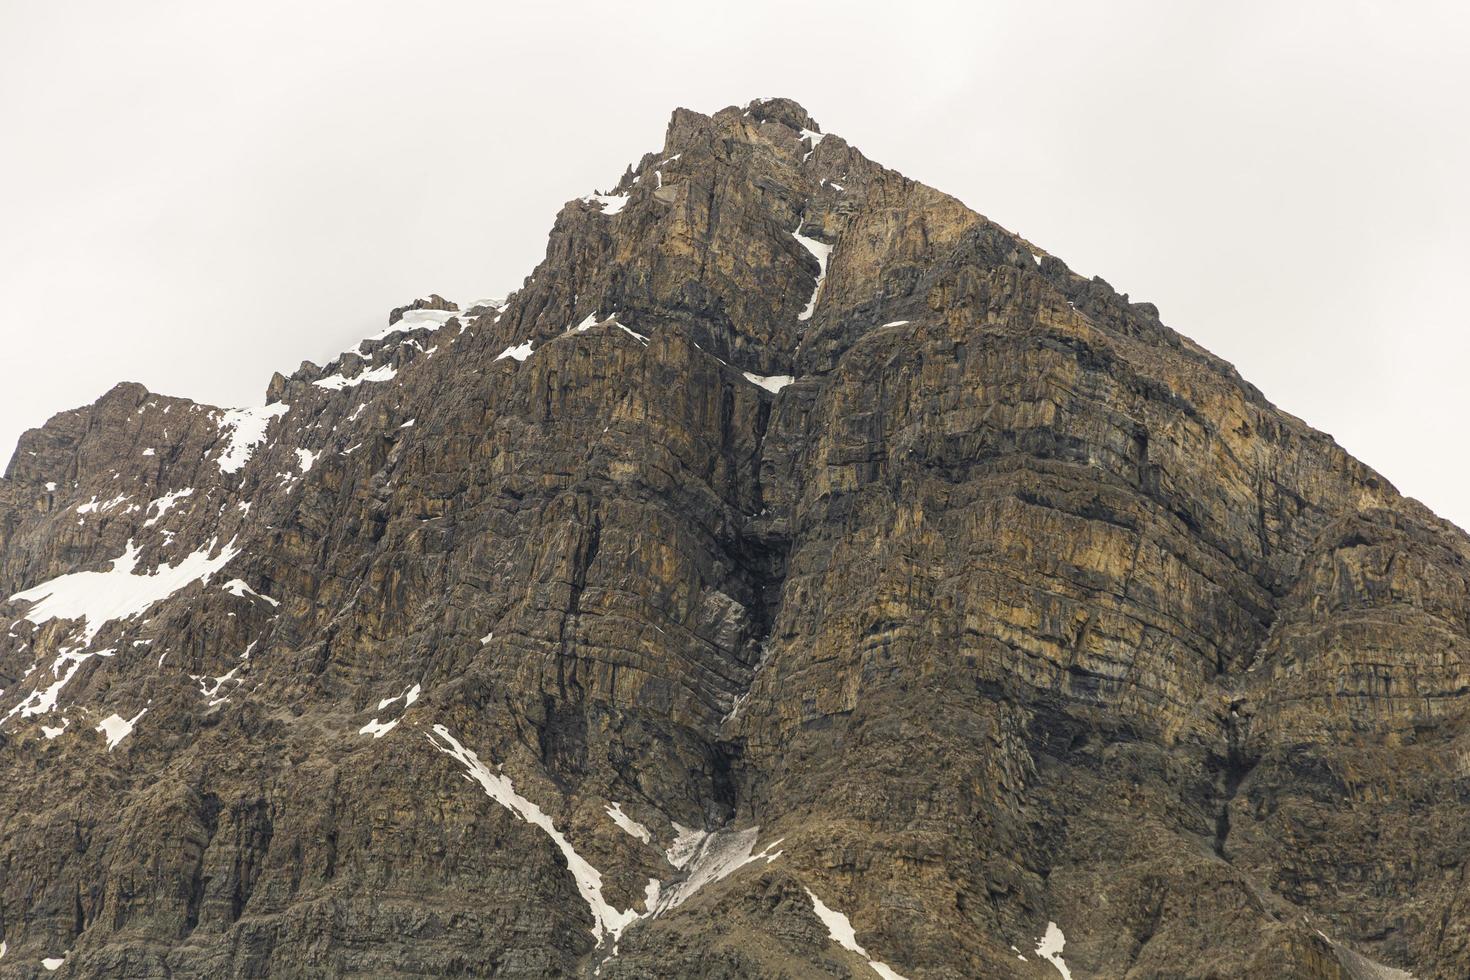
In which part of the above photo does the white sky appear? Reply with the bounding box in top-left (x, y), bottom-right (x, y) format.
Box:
top-left (3, 1), bottom-right (1467, 529)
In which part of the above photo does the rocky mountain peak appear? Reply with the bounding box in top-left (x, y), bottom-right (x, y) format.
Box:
top-left (742, 95), bottom-right (822, 133)
top-left (0, 99), bottom-right (1463, 979)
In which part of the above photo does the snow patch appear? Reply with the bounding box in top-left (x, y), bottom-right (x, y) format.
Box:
top-left (359, 718), bottom-right (398, 738)
top-left (295, 448), bottom-right (318, 472)
top-left (4, 646), bottom-right (112, 723)
top-left (78, 494), bottom-right (128, 515)
top-left (496, 341), bottom-right (534, 362)
top-left (357, 307), bottom-right (460, 352)
top-left (399, 307), bottom-right (461, 328)
top-left (377, 683), bottom-right (421, 711)
top-left (193, 667), bottom-right (240, 707)
top-left (95, 708), bottom-right (147, 750)
top-left (583, 192), bottom-right (630, 215)
top-left (665, 823), bottom-right (707, 869)
top-left (43, 956), bottom-right (65, 970)
top-left (41, 718), bottom-right (68, 739)
top-left (653, 825), bottom-right (783, 912)
top-left (1035, 921), bottom-right (1073, 980)
top-left (742, 372), bottom-right (794, 394)
top-left (222, 579), bottom-right (279, 607)
top-left (881, 320), bottom-right (910, 328)
top-left (217, 404), bottom-right (290, 473)
top-left (9, 538), bottom-right (239, 643)
top-left (143, 488), bottom-right (193, 527)
top-left (799, 127), bottom-right (825, 162)
top-left (313, 363), bottom-right (397, 390)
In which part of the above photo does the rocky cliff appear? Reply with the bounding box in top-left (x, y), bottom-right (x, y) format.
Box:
top-left (0, 98), bottom-right (1465, 979)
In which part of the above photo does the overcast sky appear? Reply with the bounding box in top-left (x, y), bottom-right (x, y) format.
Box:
top-left (3, 1), bottom-right (1467, 528)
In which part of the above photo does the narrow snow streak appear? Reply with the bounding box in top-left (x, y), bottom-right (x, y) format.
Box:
top-left (614, 322), bottom-right (649, 344)
top-left (792, 230), bottom-right (833, 321)
top-left (806, 888), bottom-right (910, 980)
top-left (427, 725), bottom-right (638, 945)
top-left (605, 802), bottom-right (652, 843)
top-left (722, 641), bottom-right (773, 723)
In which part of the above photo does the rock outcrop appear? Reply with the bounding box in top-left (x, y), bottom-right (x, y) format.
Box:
top-left (0, 97), bottom-right (1465, 979)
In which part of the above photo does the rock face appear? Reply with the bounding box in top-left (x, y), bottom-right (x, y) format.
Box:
top-left (0, 97), bottom-right (1466, 979)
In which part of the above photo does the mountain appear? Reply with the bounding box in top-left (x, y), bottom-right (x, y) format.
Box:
top-left (1, 97), bottom-right (1466, 979)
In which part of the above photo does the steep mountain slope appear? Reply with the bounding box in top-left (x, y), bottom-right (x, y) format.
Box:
top-left (1, 98), bottom-right (1466, 979)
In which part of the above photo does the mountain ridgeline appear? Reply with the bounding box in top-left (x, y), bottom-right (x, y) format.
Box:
top-left (1, 98), bottom-right (1466, 979)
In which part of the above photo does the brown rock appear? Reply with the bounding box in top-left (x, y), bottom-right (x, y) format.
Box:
top-left (0, 98), bottom-right (1461, 979)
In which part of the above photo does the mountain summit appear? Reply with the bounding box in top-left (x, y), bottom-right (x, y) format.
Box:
top-left (1, 98), bottom-right (1465, 978)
